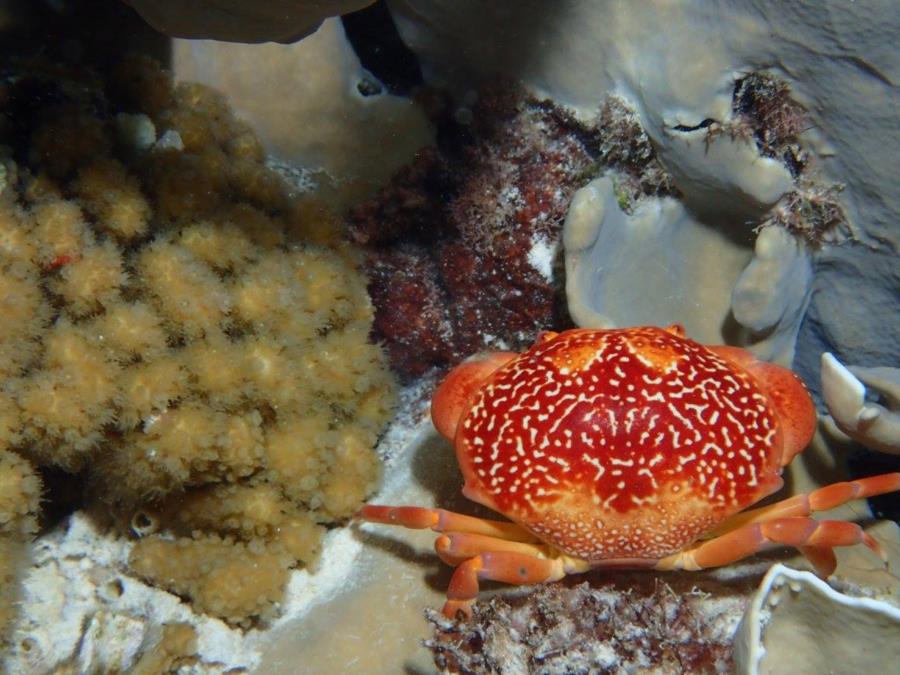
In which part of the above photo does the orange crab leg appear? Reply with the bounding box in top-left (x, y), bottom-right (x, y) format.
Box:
top-left (359, 506), bottom-right (589, 618)
top-left (357, 504), bottom-right (540, 543)
top-left (443, 551), bottom-right (568, 618)
top-left (798, 546), bottom-right (838, 578)
top-left (709, 472), bottom-right (900, 535)
top-left (434, 531), bottom-right (551, 565)
top-left (656, 516), bottom-right (883, 577)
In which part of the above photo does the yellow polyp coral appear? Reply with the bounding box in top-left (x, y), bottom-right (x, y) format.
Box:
top-left (177, 221), bottom-right (257, 273)
top-left (179, 338), bottom-right (248, 405)
top-left (129, 622), bottom-right (199, 675)
top-left (266, 417), bottom-right (332, 502)
top-left (0, 450), bottom-right (42, 646)
top-left (30, 199), bottom-right (89, 267)
top-left (0, 56), bottom-right (396, 625)
top-left (116, 359), bottom-right (190, 428)
top-left (129, 535), bottom-right (292, 627)
top-left (0, 450), bottom-right (41, 538)
top-left (144, 151), bottom-right (227, 224)
top-left (74, 159), bottom-right (152, 242)
top-left (89, 302), bottom-right (169, 364)
top-left (17, 323), bottom-right (120, 466)
top-left (0, 271), bottom-right (46, 378)
top-left (228, 158), bottom-right (295, 211)
top-left (138, 237), bottom-right (233, 339)
top-left (158, 482), bottom-right (327, 564)
top-left (51, 240), bottom-right (126, 317)
top-left (317, 434), bottom-right (382, 518)
top-left (225, 127), bottom-right (266, 163)
top-left (0, 201), bottom-right (38, 273)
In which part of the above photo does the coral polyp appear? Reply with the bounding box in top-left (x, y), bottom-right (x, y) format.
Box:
top-left (0, 54), bottom-right (395, 631)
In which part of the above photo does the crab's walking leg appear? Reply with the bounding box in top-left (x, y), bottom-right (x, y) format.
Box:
top-left (443, 551), bottom-right (569, 619)
top-left (693, 472), bottom-right (900, 576)
top-left (713, 472), bottom-right (900, 533)
top-left (359, 505), bottom-right (587, 618)
top-left (357, 505), bottom-right (540, 543)
top-left (656, 516), bottom-right (883, 577)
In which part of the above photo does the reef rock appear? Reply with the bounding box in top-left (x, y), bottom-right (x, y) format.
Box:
top-left (388, 0), bottom-right (898, 384)
top-left (171, 16), bottom-right (432, 206)
top-left (733, 563), bottom-right (900, 675)
top-left (125, 0), bottom-right (374, 43)
top-left (564, 176), bottom-right (812, 363)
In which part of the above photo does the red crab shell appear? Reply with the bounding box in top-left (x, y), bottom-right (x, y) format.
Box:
top-left (433, 325), bottom-right (817, 563)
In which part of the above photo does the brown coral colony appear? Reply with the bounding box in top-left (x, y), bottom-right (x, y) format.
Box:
top-left (0, 55), bottom-right (395, 628)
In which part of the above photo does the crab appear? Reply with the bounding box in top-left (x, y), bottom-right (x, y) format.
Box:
top-left (359, 325), bottom-right (900, 618)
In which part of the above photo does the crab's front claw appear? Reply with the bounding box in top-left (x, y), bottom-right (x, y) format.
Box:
top-left (431, 351), bottom-right (518, 441)
top-left (442, 550), bottom-right (566, 619)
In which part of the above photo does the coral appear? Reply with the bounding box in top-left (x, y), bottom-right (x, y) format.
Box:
top-left (350, 83), bottom-right (595, 379)
top-left (129, 623), bottom-right (199, 675)
top-left (73, 158), bottom-right (152, 243)
top-left (0, 55), bottom-right (394, 625)
top-left (0, 450), bottom-right (41, 647)
top-left (358, 83), bottom-right (824, 378)
top-left (129, 535), bottom-right (292, 627)
top-left (0, 451), bottom-right (42, 539)
top-left (733, 564), bottom-right (900, 675)
top-left (564, 78), bottom-right (835, 364)
top-left (0, 536), bottom-right (29, 649)
top-left (715, 72), bottom-right (849, 246)
top-left (426, 579), bottom-right (737, 674)
top-left (563, 175), bottom-right (812, 362)
top-left (156, 482), bottom-right (327, 564)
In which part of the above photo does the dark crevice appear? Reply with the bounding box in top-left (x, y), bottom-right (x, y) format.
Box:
top-left (341, 1), bottom-right (423, 96)
top-left (671, 118), bottom-right (717, 133)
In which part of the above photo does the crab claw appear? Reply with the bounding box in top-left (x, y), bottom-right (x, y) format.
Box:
top-left (431, 351), bottom-right (517, 441)
top-left (821, 353), bottom-right (900, 455)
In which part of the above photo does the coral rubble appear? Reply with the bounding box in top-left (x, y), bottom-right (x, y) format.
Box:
top-left (0, 53), bottom-right (394, 632)
top-left (427, 578), bottom-right (740, 674)
top-left (350, 84), bottom-right (596, 380)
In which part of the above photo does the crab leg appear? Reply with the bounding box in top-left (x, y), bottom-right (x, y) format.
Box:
top-left (443, 551), bottom-right (568, 619)
top-left (434, 531), bottom-right (551, 565)
top-left (709, 472), bottom-right (900, 535)
top-left (655, 516), bottom-right (883, 577)
top-left (357, 504), bottom-right (540, 543)
top-left (359, 506), bottom-right (589, 618)
top-left (798, 546), bottom-right (838, 578)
